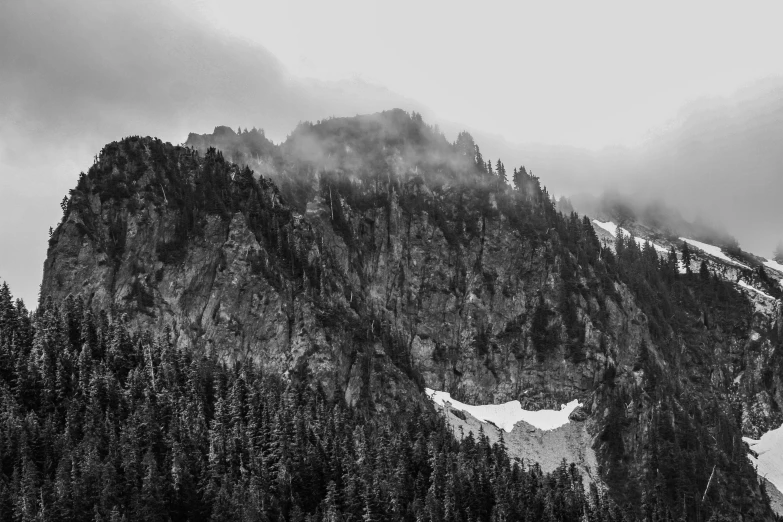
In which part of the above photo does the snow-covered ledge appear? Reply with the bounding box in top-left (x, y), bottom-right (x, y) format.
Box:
top-left (745, 426), bottom-right (783, 496)
top-left (426, 388), bottom-right (581, 432)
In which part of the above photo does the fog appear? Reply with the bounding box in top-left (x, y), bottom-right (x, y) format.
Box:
top-left (0, 0), bottom-right (423, 305)
top-left (2, 1), bottom-right (782, 306)
top-left (471, 78), bottom-right (783, 258)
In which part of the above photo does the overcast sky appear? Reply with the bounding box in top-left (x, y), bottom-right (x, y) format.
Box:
top-left (2, 0), bottom-right (783, 306)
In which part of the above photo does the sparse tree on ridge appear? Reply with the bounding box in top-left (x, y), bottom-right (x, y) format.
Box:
top-left (454, 131), bottom-right (476, 163)
top-left (513, 166), bottom-right (528, 190)
top-left (495, 159), bottom-right (506, 186)
top-left (474, 144), bottom-right (485, 171)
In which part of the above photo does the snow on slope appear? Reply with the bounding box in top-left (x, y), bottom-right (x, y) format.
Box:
top-left (738, 281), bottom-right (774, 300)
top-left (593, 220), bottom-right (668, 253)
top-left (593, 220), bottom-right (620, 237)
top-left (764, 259), bottom-right (783, 274)
top-left (426, 389), bottom-right (580, 432)
top-left (745, 425), bottom-right (783, 498)
top-left (679, 237), bottom-right (750, 269)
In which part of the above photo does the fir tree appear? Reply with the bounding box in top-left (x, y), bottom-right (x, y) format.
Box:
top-left (681, 241), bottom-right (692, 273)
top-left (699, 260), bottom-right (710, 280)
top-left (774, 241), bottom-right (783, 264)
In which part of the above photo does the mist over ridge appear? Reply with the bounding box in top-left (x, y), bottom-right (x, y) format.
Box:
top-left (2, 0), bottom-right (782, 306)
top-left (469, 77), bottom-right (783, 258)
top-left (0, 0), bottom-right (425, 305)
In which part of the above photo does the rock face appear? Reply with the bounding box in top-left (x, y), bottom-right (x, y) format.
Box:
top-left (43, 140), bottom-right (420, 413)
top-left (41, 111), bottom-right (780, 519)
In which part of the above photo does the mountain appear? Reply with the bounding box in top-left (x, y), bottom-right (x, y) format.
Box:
top-left (26, 109), bottom-right (783, 519)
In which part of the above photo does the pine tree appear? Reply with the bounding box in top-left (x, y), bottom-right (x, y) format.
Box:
top-left (322, 480), bottom-right (341, 522)
top-left (474, 145), bottom-right (485, 172)
top-left (774, 241), bottom-right (783, 263)
top-left (615, 228), bottom-right (626, 258)
top-left (681, 242), bottom-right (692, 273)
top-left (513, 166), bottom-right (528, 190)
top-left (668, 246), bottom-right (679, 276)
top-left (455, 131), bottom-right (476, 162)
top-left (495, 159), bottom-right (507, 186)
top-left (0, 282), bottom-right (16, 337)
top-left (699, 260), bottom-right (710, 280)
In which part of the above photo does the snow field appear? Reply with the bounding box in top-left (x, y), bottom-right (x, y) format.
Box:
top-left (426, 389), bottom-right (581, 432)
top-left (678, 237), bottom-right (750, 269)
top-left (763, 260), bottom-right (783, 288)
top-left (593, 220), bottom-right (668, 253)
top-left (764, 259), bottom-right (783, 274)
top-left (745, 425), bottom-right (783, 499)
top-left (738, 281), bottom-right (774, 300)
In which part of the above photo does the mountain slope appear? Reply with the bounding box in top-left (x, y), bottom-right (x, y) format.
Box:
top-left (41, 110), bottom-right (778, 520)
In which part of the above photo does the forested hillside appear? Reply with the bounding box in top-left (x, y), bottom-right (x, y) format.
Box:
top-left (0, 285), bottom-right (628, 521)
top-left (22, 110), bottom-right (783, 520)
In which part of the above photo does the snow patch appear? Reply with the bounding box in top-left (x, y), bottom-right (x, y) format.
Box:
top-left (593, 220), bottom-right (619, 236)
top-left (745, 424), bottom-right (783, 497)
top-left (593, 220), bottom-right (668, 253)
top-left (738, 281), bottom-right (774, 300)
top-left (764, 259), bottom-right (783, 275)
top-left (679, 237), bottom-right (750, 269)
top-left (764, 260), bottom-right (783, 289)
top-left (426, 389), bottom-right (580, 432)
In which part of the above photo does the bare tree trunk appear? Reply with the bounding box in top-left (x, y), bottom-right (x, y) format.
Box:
top-left (701, 465), bottom-right (716, 503)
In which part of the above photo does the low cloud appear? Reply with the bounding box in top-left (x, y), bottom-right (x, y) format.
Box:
top-left (2, 1), bottom-right (780, 305)
top-left (0, 0), bottom-right (421, 305)
top-left (469, 78), bottom-right (783, 258)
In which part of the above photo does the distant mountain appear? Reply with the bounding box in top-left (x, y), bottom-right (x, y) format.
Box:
top-left (22, 110), bottom-right (783, 520)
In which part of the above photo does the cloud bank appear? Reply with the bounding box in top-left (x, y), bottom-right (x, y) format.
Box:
top-left (0, 0), bottom-right (421, 305)
top-left (471, 78), bottom-right (783, 258)
top-left (1, 0), bottom-right (781, 305)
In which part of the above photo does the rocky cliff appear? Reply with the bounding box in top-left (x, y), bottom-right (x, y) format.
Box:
top-left (42, 110), bottom-right (779, 519)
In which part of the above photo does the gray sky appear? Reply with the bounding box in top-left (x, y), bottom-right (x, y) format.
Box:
top-left (2, 0), bottom-right (782, 306)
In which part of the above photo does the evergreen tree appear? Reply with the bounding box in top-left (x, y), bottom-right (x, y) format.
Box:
top-left (667, 247), bottom-right (679, 276)
top-left (681, 242), bottom-right (692, 273)
top-left (512, 166), bottom-right (528, 190)
top-left (699, 260), bottom-right (710, 280)
top-left (455, 131), bottom-right (476, 163)
top-left (774, 241), bottom-right (783, 263)
top-left (474, 145), bottom-right (485, 172)
top-left (495, 159), bottom-right (507, 186)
